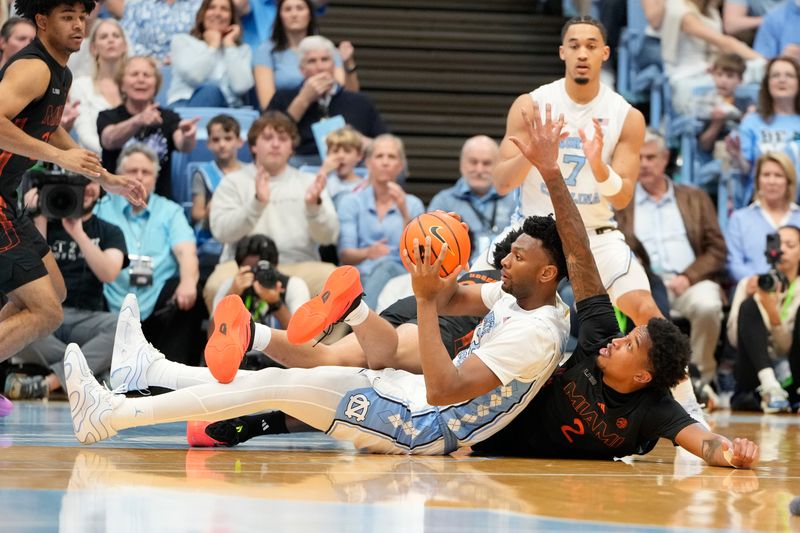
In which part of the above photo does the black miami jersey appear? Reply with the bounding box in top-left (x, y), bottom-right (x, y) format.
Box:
top-left (0, 38), bottom-right (72, 211)
top-left (472, 294), bottom-right (696, 459)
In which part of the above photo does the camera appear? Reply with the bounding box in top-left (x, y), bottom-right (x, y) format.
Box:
top-left (252, 260), bottom-right (279, 289)
top-left (129, 254), bottom-right (154, 287)
top-left (28, 168), bottom-right (89, 219)
top-left (757, 233), bottom-right (788, 291)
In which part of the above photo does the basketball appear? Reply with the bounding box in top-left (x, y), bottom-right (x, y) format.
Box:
top-left (401, 212), bottom-right (471, 277)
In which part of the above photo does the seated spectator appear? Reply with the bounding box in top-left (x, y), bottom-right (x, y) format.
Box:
top-left (315, 125), bottom-right (367, 207)
top-left (98, 56), bottom-right (199, 201)
top-left (213, 234), bottom-right (310, 329)
top-left (0, 16), bottom-right (34, 69)
top-left (5, 181), bottom-right (127, 400)
top-left (723, 0), bottom-right (783, 46)
top-left (267, 35), bottom-right (386, 165)
top-left (659, 0), bottom-right (763, 114)
top-left (616, 129), bottom-right (727, 406)
top-left (696, 54), bottom-right (754, 154)
top-left (252, 0), bottom-right (357, 109)
top-left (70, 18), bottom-right (127, 154)
top-left (753, 0), bottom-right (800, 61)
top-left (727, 56), bottom-right (800, 203)
top-left (727, 152), bottom-right (800, 283)
top-left (168, 0), bottom-right (254, 108)
top-left (192, 114), bottom-right (244, 276)
top-left (207, 111), bottom-right (338, 305)
top-left (337, 134), bottom-right (425, 309)
top-left (428, 135), bottom-right (515, 265)
top-left (66, 0), bottom-right (104, 79)
top-left (121, 0), bottom-right (202, 63)
top-left (727, 224), bottom-right (800, 413)
top-left (95, 144), bottom-right (206, 365)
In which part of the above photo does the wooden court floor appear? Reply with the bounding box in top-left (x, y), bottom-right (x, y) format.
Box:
top-left (1, 401), bottom-right (799, 532)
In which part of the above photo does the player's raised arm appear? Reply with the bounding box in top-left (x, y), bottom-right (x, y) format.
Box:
top-left (509, 100), bottom-right (606, 302)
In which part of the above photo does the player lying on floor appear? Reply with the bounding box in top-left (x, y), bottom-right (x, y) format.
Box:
top-left (65, 105), bottom-right (758, 467)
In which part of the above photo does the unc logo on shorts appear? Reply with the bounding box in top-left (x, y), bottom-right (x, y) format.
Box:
top-left (344, 394), bottom-right (370, 422)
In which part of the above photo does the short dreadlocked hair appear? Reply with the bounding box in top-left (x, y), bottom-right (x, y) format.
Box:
top-left (645, 318), bottom-right (690, 392)
top-left (14, 0), bottom-right (96, 21)
top-left (491, 215), bottom-right (567, 281)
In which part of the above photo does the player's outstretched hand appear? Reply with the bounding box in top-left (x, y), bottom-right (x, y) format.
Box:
top-left (509, 100), bottom-right (567, 173)
top-left (56, 148), bottom-right (103, 178)
top-left (97, 169), bottom-right (148, 207)
top-left (405, 236), bottom-right (460, 302)
top-left (724, 437), bottom-right (759, 469)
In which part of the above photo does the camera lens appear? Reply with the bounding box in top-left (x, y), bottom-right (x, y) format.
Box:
top-left (757, 273), bottom-right (776, 291)
top-left (44, 184), bottom-right (80, 218)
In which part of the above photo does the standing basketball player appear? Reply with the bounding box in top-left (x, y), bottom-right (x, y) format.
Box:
top-left (0, 0), bottom-right (146, 362)
top-left (488, 17), bottom-right (660, 327)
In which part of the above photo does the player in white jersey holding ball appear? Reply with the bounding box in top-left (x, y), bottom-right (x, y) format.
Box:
top-left (486, 17), bottom-right (708, 421)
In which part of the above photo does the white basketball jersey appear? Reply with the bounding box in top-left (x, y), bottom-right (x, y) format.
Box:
top-left (518, 78), bottom-right (631, 230)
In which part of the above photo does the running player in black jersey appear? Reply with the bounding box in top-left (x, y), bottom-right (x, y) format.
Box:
top-left (0, 0), bottom-right (146, 362)
top-left (470, 102), bottom-right (759, 468)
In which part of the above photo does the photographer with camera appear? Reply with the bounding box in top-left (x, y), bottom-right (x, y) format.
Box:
top-left (213, 234), bottom-right (310, 330)
top-left (727, 226), bottom-right (800, 413)
top-left (4, 177), bottom-right (127, 400)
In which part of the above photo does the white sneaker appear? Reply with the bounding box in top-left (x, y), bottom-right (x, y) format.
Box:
top-left (681, 394), bottom-right (711, 430)
top-left (757, 384), bottom-right (790, 414)
top-left (110, 293), bottom-right (164, 392)
top-left (65, 344), bottom-right (121, 444)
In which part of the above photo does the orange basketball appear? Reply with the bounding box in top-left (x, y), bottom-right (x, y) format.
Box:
top-left (401, 212), bottom-right (471, 277)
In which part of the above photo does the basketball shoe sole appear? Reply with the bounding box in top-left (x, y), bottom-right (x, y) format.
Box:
top-left (286, 265), bottom-right (363, 345)
top-left (205, 295), bottom-right (254, 384)
top-left (186, 420), bottom-right (225, 447)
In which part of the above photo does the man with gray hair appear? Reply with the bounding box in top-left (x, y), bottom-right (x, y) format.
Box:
top-left (429, 136), bottom-right (517, 264)
top-left (267, 35), bottom-right (387, 165)
top-left (615, 129), bottom-right (727, 408)
top-left (95, 143), bottom-right (205, 365)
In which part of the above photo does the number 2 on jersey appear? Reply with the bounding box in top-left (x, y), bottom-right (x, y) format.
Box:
top-left (562, 154), bottom-right (586, 186)
top-left (561, 417), bottom-right (585, 444)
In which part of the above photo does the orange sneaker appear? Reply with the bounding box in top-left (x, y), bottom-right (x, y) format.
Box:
top-left (287, 266), bottom-right (364, 345)
top-left (186, 420), bottom-right (224, 447)
top-left (205, 295), bottom-right (253, 384)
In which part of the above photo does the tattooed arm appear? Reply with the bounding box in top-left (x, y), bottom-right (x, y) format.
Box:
top-left (507, 100), bottom-right (606, 302)
top-left (675, 423), bottom-right (760, 469)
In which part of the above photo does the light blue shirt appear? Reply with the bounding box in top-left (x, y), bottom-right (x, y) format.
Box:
top-left (428, 178), bottom-right (516, 263)
top-left (252, 42), bottom-right (342, 91)
top-left (739, 111), bottom-right (800, 200)
top-left (337, 185), bottom-right (425, 277)
top-left (754, 1), bottom-right (800, 58)
top-left (726, 201), bottom-right (800, 282)
top-left (121, 0), bottom-right (202, 61)
top-left (633, 181), bottom-right (696, 275)
top-left (95, 193), bottom-right (195, 320)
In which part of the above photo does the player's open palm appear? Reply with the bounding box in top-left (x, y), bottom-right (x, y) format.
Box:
top-left (578, 118), bottom-right (605, 166)
top-left (57, 148), bottom-right (103, 178)
top-left (510, 101), bottom-right (567, 171)
top-left (98, 170), bottom-right (148, 207)
top-left (255, 165), bottom-right (271, 204)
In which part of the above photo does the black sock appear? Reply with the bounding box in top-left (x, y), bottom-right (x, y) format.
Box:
top-left (205, 411), bottom-right (289, 446)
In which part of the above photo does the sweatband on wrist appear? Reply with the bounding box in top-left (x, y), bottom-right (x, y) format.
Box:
top-left (596, 167), bottom-right (623, 197)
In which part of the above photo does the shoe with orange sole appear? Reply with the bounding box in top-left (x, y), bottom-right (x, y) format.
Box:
top-left (205, 295), bottom-right (253, 383)
top-left (287, 266), bottom-right (364, 345)
top-left (186, 420), bottom-right (225, 447)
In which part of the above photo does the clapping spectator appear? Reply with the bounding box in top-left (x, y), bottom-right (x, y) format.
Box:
top-left (96, 144), bottom-right (206, 365)
top-left (727, 152), bottom-right (800, 283)
top-left (0, 16), bottom-right (34, 69)
top-left (267, 35), bottom-right (386, 166)
top-left (70, 18), bottom-right (127, 153)
top-left (727, 56), bottom-right (800, 203)
top-left (252, 0), bottom-right (357, 109)
top-left (337, 134), bottom-right (424, 309)
top-left (315, 125), bottom-right (366, 207)
top-left (168, 0), bottom-right (254, 108)
top-left (121, 0), bottom-right (202, 63)
top-left (98, 56), bottom-right (199, 201)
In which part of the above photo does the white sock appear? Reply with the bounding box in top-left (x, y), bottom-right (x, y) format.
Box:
top-left (147, 359), bottom-right (215, 390)
top-left (671, 377), bottom-right (699, 407)
top-left (252, 323), bottom-right (272, 352)
top-left (343, 300), bottom-right (369, 327)
top-left (757, 367), bottom-right (782, 390)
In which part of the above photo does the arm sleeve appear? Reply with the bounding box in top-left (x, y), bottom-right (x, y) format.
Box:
top-left (753, 13), bottom-right (779, 58)
top-left (738, 116), bottom-right (757, 167)
top-left (170, 34), bottom-right (217, 88)
top-left (305, 188), bottom-right (339, 245)
top-left (96, 109), bottom-right (115, 147)
top-left (725, 212), bottom-right (750, 283)
top-left (472, 316), bottom-right (559, 385)
top-left (224, 44), bottom-right (255, 95)
top-left (266, 89), bottom-right (291, 113)
top-left (284, 276), bottom-right (311, 313)
top-left (99, 220), bottom-right (129, 255)
top-left (209, 172), bottom-right (266, 244)
top-left (166, 202), bottom-right (196, 246)
top-left (336, 193), bottom-right (359, 250)
top-left (251, 41), bottom-right (275, 69)
top-left (480, 282), bottom-right (505, 309)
